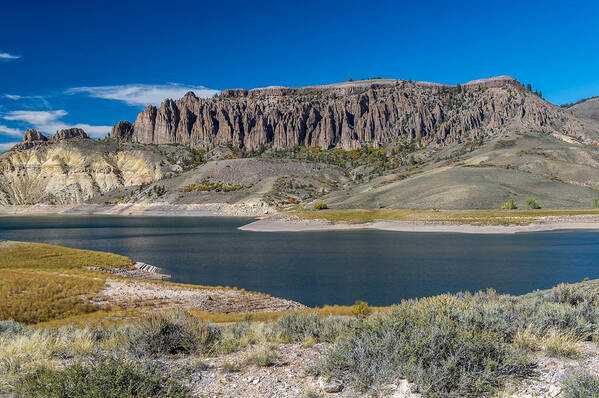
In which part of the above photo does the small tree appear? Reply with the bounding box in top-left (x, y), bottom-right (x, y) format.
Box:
top-left (593, 198), bottom-right (599, 208)
top-left (314, 202), bottom-right (328, 210)
top-left (527, 83), bottom-right (532, 91)
top-left (351, 301), bottom-right (371, 319)
top-left (456, 84), bottom-right (462, 93)
top-left (526, 198), bottom-right (541, 209)
top-left (501, 199), bottom-right (517, 210)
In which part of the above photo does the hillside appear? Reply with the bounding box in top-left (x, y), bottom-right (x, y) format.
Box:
top-left (566, 96), bottom-right (599, 123)
top-left (2, 77), bottom-right (599, 210)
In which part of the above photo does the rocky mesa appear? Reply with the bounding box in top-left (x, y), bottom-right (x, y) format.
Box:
top-left (111, 76), bottom-right (599, 150)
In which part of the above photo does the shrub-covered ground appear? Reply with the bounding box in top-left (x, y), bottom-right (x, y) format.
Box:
top-left (1, 279), bottom-right (598, 397)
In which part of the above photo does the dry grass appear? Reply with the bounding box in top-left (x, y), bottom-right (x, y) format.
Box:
top-left (543, 329), bottom-right (579, 358)
top-left (290, 208), bottom-right (599, 225)
top-left (0, 243), bottom-right (134, 272)
top-left (0, 328), bottom-right (97, 391)
top-left (513, 325), bottom-right (541, 351)
top-left (0, 269), bottom-right (104, 324)
top-left (0, 242), bottom-right (135, 325)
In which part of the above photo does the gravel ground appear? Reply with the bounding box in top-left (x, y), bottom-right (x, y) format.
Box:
top-left (160, 341), bottom-right (599, 397)
top-left (96, 280), bottom-right (305, 313)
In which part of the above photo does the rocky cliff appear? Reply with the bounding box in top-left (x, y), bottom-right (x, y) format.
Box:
top-left (0, 130), bottom-right (192, 205)
top-left (111, 76), bottom-right (599, 150)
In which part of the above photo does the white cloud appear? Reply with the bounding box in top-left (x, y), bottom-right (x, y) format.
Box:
top-left (0, 125), bottom-right (22, 137)
top-left (2, 110), bottom-right (111, 138)
top-left (0, 142), bottom-right (19, 151)
top-left (67, 83), bottom-right (220, 107)
top-left (0, 52), bottom-right (21, 61)
top-left (3, 94), bottom-right (22, 100)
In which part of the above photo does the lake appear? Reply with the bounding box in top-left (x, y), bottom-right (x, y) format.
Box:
top-left (1, 216), bottom-right (598, 307)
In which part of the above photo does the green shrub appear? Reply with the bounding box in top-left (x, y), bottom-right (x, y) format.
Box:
top-left (526, 198), bottom-right (541, 209)
top-left (275, 312), bottom-right (324, 342)
top-left (274, 311), bottom-right (353, 343)
top-left (221, 361), bottom-right (242, 373)
top-left (351, 301), bottom-right (371, 319)
top-left (593, 198), bottom-right (599, 208)
top-left (314, 202), bottom-right (328, 210)
top-left (0, 320), bottom-right (25, 334)
top-left (501, 199), bottom-right (517, 209)
top-left (320, 297), bottom-right (535, 396)
top-left (561, 368), bottom-right (599, 398)
top-left (16, 357), bottom-right (189, 398)
top-left (244, 347), bottom-right (278, 367)
top-left (129, 311), bottom-right (221, 357)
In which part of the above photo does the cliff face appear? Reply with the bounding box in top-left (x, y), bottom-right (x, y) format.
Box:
top-left (0, 131), bottom-right (189, 205)
top-left (111, 76), bottom-right (599, 150)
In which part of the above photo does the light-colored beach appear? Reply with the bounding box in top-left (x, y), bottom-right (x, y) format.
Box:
top-left (239, 218), bottom-right (599, 234)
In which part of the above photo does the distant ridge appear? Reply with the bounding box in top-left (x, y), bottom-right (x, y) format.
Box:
top-left (565, 96), bottom-right (599, 123)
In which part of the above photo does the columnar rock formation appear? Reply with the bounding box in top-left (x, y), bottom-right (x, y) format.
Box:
top-left (14, 128), bottom-right (89, 150)
top-left (111, 76), bottom-right (599, 150)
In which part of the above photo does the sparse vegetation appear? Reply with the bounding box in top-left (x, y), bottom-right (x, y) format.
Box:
top-left (129, 311), bottom-right (221, 357)
top-left (526, 198), bottom-right (541, 209)
top-left (153, 185), bottom-right (167, 197)
top-left (182, 179), bottom-right (252, 193)
top-left (314, 202), bottom-right (328, 210)
top-left (244, 346), bottom-right (278, 367)
top-left (501, 199), bottom-right (518, 210)
top-left (561, 368), bottom-right (599, 398)
top-left (543, 329), bottom-right (578, 358)
top-left (16, 357), bottom-right (189, 398)
top-left (289, 207), bottom-right (599, 226)
top-left (351, 301), bottom-right (371, 319)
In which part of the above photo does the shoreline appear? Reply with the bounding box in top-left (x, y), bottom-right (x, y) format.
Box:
top-left (2, 204), bottom-right (599, 234)
top-left (239, 218), bottom-right (599, 234)
top-left (0, 203), bottom-right (269, 217)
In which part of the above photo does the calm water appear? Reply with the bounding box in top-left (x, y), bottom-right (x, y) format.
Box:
top-left (1, 216), bottom-right (598, 307)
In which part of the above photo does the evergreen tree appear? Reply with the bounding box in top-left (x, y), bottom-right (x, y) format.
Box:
top-left (527, 83), bottom-right (532, 91)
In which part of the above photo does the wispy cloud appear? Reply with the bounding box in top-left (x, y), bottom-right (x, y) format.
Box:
top-left (0, 141), bottom-right (19, 151)
top-left (0, 125), bottom-right (22, 137)
top-left (3, 94), bottom-right (22, 100)
top-left (0, 52), bottom-right (21, 61)
top-left (67, 83), bottom-right (220, 107)
top-left (3, 110), bottom-right (111, 138)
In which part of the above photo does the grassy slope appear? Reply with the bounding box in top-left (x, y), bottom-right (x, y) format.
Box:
top-left (0, 241), bottom-right (388, 327)
top-left (290, 207), bottom-right (599, 224)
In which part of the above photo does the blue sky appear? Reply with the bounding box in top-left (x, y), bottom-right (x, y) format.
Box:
top-left (1, 0), bottom-right (598, 150)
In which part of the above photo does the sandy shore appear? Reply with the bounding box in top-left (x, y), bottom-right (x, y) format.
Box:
top-left (239, 218), bottom-right (599, 234)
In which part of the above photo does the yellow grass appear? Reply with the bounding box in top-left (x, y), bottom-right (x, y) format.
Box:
top-left (290, 208), bottom-right (599, 225)
top-left (0, 242), bottom-right (134, 325)
top-left (0, 241), bottom-right (393, 327)
top-left (0, 269), bottom-right (105, 324)
top-left (0, 242), bottom-right (133, 272)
